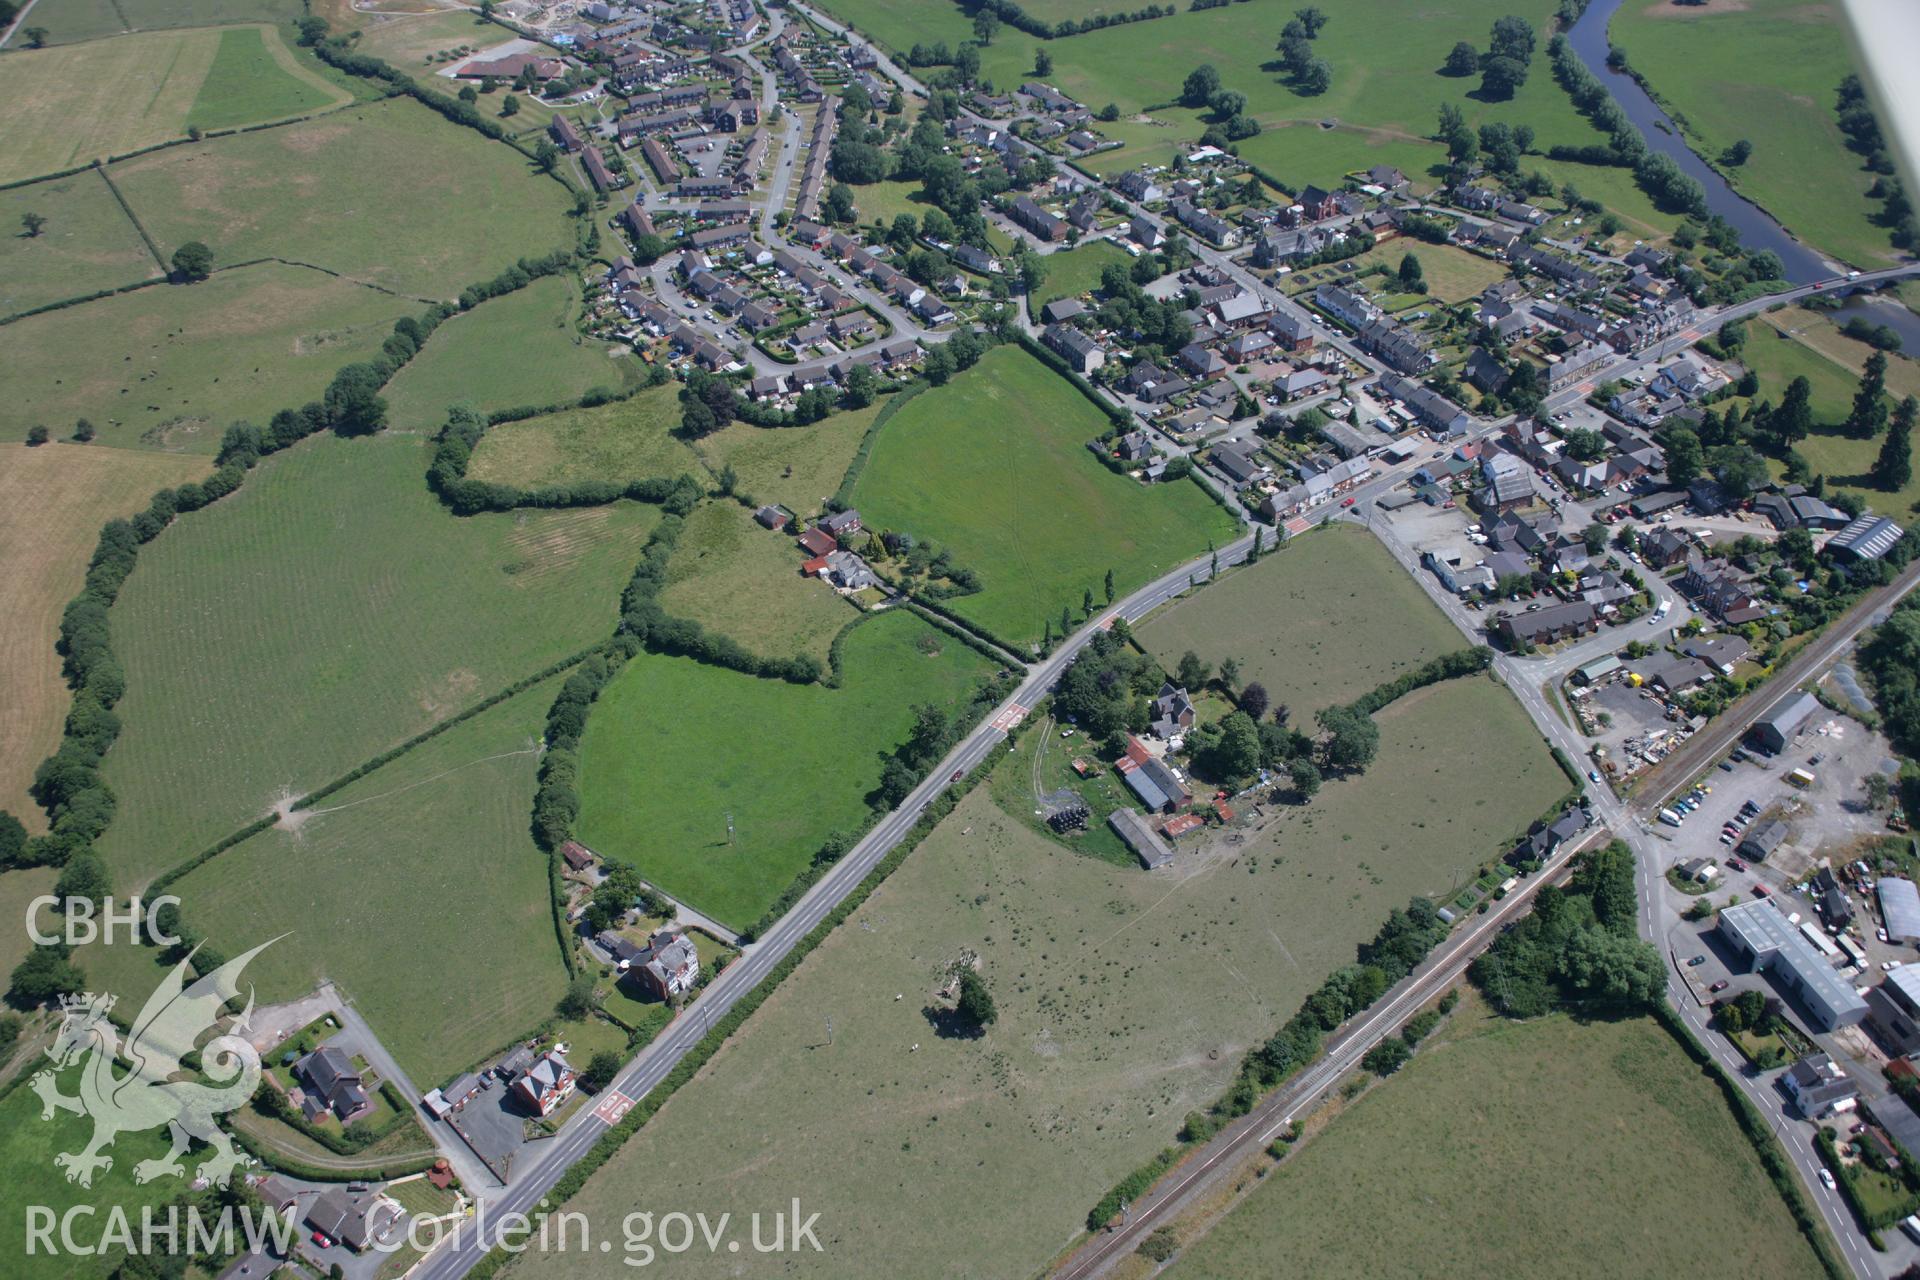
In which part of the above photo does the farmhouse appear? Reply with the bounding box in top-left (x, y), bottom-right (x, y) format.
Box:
top-left (626, 928), bottom-right (700, 1000)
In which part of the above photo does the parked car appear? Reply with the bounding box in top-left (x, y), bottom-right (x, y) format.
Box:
top-left (1727, 858), bottom-right (1746, 872)
top-left (1687, 954), bottom-right (1707, 967)
top-left (1753, 883), bottom-right (1770, 896)
top-left (1880, 928), bottom-right (1891, 943)
top-left (1709, 980), bottom-right (1729, 993)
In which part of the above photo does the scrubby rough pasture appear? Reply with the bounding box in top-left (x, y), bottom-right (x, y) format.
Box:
top-left (1135, 524), bottom-right (1465, 719)
top-left (689, 402), bottom-right (882, 519)
top-left (849, 345), bottom-right (1239, 645)
top-left (0, 172), bottom-right (160, 315)
top-left (510, 677), bottom-right (1563, 1280)
top-left (0, 444), bottom-right (212, 825)
top-left (465, 383), bottom-right (706, 489)
top-left (383, 274), bottom-right (635, 429)
top-left (1164, 996), bottom-right (1823, 1280)
top-left (4, 261), bottom-right (405, 451)
top-left (94, 434), bottom-right (659, 888)
top-left (576, 611), bottom-right (996, 930)
top-left (107, 98), bottom-right (574, 297)
top-left (166, 675), bottom-right (572, 1084)
top-left (657, 502), bottom-right (856, 666)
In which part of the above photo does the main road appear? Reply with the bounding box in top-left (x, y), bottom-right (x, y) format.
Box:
top-left (411, 525), bottom-right (1263, 1280)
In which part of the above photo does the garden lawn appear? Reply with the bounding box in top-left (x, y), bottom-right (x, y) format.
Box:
top-left (849, 345), bottom-right (1240, 646)
top-left (658, 502), bottom-right (856, 666)
top-left (1163, 994), bottom-right (1824, 1280)
top-left (1135, 523), bottom-right (1465, 719)
top-left (1611, 0), bottom-right (1892, 270)
top-left (510, 676), bottom-right (1563, 1280)
top-left (94, 432), bottom-right (659, 888)
top-left (108, 97), bottom-right (574, 298)
top-left (850, 178), bottom-right (930, 228)
top-left (383, 274), bottom-right (636, 429)
top-left (576, 610), bottom-right (995, 930)
top-left (689, 400), bottom-right (882, 518)
top-left (465, 383), bottom-right (706, 489)
top-left (165, 677), bottom-right (574, 1084)
top-left (0, 443), bottom-right (212, 826)
top-left (0, 172), bottom-right (159, 315)
top-left (1028, 239), bottom-right (1132, 318)
top-left (4, 260), bottom-right (407, 452)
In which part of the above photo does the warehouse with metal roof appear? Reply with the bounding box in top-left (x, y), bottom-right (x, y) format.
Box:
top-left (1717, 899), bottom-right (1868, 1031)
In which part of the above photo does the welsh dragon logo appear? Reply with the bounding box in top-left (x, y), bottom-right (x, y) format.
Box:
top-left (32, 940), bottom-right (275, 1189)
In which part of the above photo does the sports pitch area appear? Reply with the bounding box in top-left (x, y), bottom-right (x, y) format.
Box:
top-left (576, 609), bottom-right (997, 930)
top-left (383, 274), bottom-right (637, 430)
top-left (93, 433), bottom-right (659, 888)
top-left (1134, 524), bottom-right (1466, 720)
top-left (0, 443), bottom-right (212, 825)
top-left (0, 25), bottom-right (347, 184)
top-left (849, 345), bottom-right (1239, 645)
top-left (464, 383), bottom-right (708, 490)
top-left (167, 674), bottom-right (573, 1084)
top-left (106, 97), bottom-right (575, 298)
top-left (1163, 994), bottom-right (1824, 1280)
top-left (6, 261), bottom-right (407, 451)
top-left (512, 676), bottom-right (1565, 1279)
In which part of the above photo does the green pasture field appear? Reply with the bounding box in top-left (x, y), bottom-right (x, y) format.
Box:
top-left (5, 0), bottom-right (309, 44)
top-left (94, 433), bottom-right (659, 888)
top-left (0, 24), bottom-right (337, 183)
top-left (4, 260), bottom-right (405, 452)
top-left (464, 383), bottom-right (706, 489)
top-left (1738, 315), bottom-right (1920, 516)
top-left (0, 1072), bottom-right (178, 1279)
top-left (107, 97), bottom-right (574, 298)
top-left (1236, 123), bottom-right (1445, 193)
top-left (0, 0), bottom-right (129, 45)
top-left (1075, 113), bottom-right (1206, 176)
top-left (0, 170), bottom-right (157, 320)
top-left (953, 0), bottom-right (1616, 163)
top-left (166, 676), bottom-right (573, 1084)
top-left (187, 25), bottom-right (343, 132)
top-left (849, 345), bottom-right (1239, 645)
top-left (1028, 238), bottom-right (1131, 317)
top-left (688, 401), bottom-right (882, 518)
top-left (1135, 524), bottom-right (1465, 720)
top-left (1610, 0), bottom-right (1890, 270)
top-left (351, 8), bottom-right (560, 130)
top-left (1164, 993), bottom-right (1824, 1280)
top-left (383, 274), bottom-right (636, 429)
top-left (512, 676), bottom-right (1563, 1280)
top-left (576, 610), bottom-right (996, 929)
top-left (811, 0), bottom-right (974, 62)
top-left (657, 501), bottom-right (856, 665)
top-left (1336, 240), bottom-right (1511, 304)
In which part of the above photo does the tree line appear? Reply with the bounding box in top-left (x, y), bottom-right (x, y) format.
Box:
top-left (1546, 34), bottom-right (1707, 218)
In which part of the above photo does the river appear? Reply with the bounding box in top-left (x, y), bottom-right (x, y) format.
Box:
top-left (1562, 0), bottom-right (1837, 285)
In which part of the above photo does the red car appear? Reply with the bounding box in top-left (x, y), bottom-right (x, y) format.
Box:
top-left (1752, 883), bottom-right (1769, 896)
top-left (1709, 980), bottom-right (1729, 993)
top-left (1341, 496), bottom-right (1357, 507)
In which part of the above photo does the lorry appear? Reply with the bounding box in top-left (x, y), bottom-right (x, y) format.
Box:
top-left (1788, 767), bottom-right (1817, 789)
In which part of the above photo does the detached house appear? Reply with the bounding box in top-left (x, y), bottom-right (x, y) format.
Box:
top-left (626, 929), bottom-right (700, 1000)
top-left (513, 1051), bottom-right (577, 1117)
top-left (293, 1044), bottom-right (373, 1125)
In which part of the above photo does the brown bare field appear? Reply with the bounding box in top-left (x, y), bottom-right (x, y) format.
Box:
top-left (0, 443), bottom-right (212, 828)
